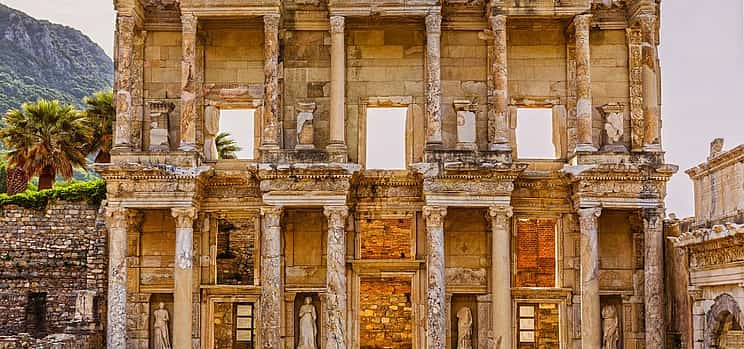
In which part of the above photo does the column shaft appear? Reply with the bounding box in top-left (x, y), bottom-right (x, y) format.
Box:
top-left (489, 206), bottom-right (513, 349)
top-left (574, 15), bottom-right (596, 152)
top-left (328, 16), bottom-right (346, 151)
top-left (578, 207), bottom-right (602, 349)
top-left (114, 15), bottom-right (135, 150)
top-left (324, 206), bottom-right (349, 349)
top-left (644, 208), bottom-right (665, 349)
top-left (171, 207), bottom-right (196, 349)
top-left (179, 14), bottom-right (198, 151)
top-left (262, 14), bottom-right (281, 149)
top-left (105, 207), bottom-right (129, 349)
top-left (639, 14), bottom-right (662, 151)
top-left (425, 14), bottom-right (443, 147)
top-left (489, 15), bottom-right (510, 151)
top-left (424, 206), bottom-right (447, 349)
top-left (260, 206), bottom-right (283, 349)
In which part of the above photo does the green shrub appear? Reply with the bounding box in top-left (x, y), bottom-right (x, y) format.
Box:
top-left (0, 179), bottom-right (106, 210)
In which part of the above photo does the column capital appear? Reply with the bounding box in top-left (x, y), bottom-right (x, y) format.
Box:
top-left (260, 205), bottom-right (284, 217)
top-left (181, 12), bottom-right (197, 31)
top-left (330, 15), bottom-right (345, 34)
top-left (423, 206), bottom-right (447, 226)
top-left (578, 206), bottom-right (602, 219)
top-left (636, 12), bottom-right (657, 33)
top-left (324, 205), bottom-right (349, 228)
top-left (263, 13), bottom-right (281, 30)
top-left (573, 13), bottom-right (593, 30)
top-left (425, 13), bottom-right (442, 33)
top-left (489, 15), bottom-right (507, 30)
top-left (171, 207), bottom-right (196, 229)
top-left (488, 205), bottom-right (513, 218)
top-left (104, 206), bottom-right (128, 230)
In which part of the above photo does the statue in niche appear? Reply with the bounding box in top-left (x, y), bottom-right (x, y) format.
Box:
top-left (204, 105), bottom-right (220, 161)
top-left (297, 297), bottom-right (317, 349)
top-left (457, 307), bottom-right (473, 349)
top-left (295, 102), bottom-right (316, 150)
top-left (601, 304), bottom-right (619, 349)
top-left (599, 103), bottom-right (627, 152)
top-left (153, 302), bottom-right (172, 349)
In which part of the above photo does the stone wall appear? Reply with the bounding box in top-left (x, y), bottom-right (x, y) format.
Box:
top-left (359, 278), bottom-right (413, 349)
top-left (515, 218), bottom-right (556, 288)
top-left (360, 218), bottom-right (412, 260)
top-left (0, 201), bottom-right (106, 345)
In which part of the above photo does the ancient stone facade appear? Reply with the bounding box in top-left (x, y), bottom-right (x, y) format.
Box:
top-left (0, 202), bottom-right (107, 348)
top-left (101, 1), bottom-right (676, 348)
top-left (669, 141), bottom-right (744, 349)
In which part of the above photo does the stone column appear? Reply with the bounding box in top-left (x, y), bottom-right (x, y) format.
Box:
top-left (260, 206), bottom-right (283, 349)
top-left (324, 206), bottom-right (349, 349)
top-left (574, 15), bottom-right (597, 152)
top-left (262, 14), bottom-right (281, 149)
top-left (424, 206), bottom-right (447, 349)
top-left (171, 207), bottom-right (196, 349)
top-left (644, 207), bottom-right (665, 349)
top-left (328, 16), bottom-right (347, 152)
top-left (104, 207), bottom-right (132, 349)
top-left (578, 207), bottom-right (602, 349)
top-left (489, 15), bottom-right (510, 151)
top-left (113, 15), bottom-right (136, 150)
top-left (425, 14), bottom-right (443, 147)
top-left (489, 206), bottom-right (513, 349)
top-left (639, 14), bottom-right (662, 152)
top-left (179, 14), bottom-right (198, 151)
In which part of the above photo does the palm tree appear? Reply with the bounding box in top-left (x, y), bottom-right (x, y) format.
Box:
top-left (216, 132), bottom-right (241, 160)
top-left (82, 91), bottom-right (114, 163)
top-left (0, 99), bottom-right (93, 190)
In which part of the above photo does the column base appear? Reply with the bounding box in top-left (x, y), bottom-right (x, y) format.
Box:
top-left (178, 143), bottom-right (197, 152)
top-left (575, 143), bottom-right (598, 152)
top-left (642, 144), bottom-right (663, 152)
top-left (325, 142), bottom-right (347, 152)
top-left (488, 142), bottom-right (512, 152)
top-left (456, 142), bottom-right (477, 151)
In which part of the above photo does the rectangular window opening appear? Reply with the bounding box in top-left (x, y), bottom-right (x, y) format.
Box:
top-left (218, 109), bottom-right (255, 160)
top-left (366, 107), bottom-right (407, 170)
top-left (516, 108), bottom-right (557, 159)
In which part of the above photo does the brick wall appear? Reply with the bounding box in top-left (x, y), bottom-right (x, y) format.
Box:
top-left (0, 201), bottom-right (106, 343)
top-left (359, 278), bottom-right (413, 349)
top-left (217, 217), bottom-right (257, 285)
top-left (516, 218), bottom-right (556, 287)
top-left (360, 219), bottom-right (412, 259)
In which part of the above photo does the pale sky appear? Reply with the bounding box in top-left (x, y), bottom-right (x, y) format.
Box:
top-left (3, 0), bottom-right (743, 217)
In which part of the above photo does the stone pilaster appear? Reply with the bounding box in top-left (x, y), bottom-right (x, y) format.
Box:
top-left (171, 207), bottom-right (196, 349)
top-left (104, 207), bottom-right (132, 349)
top-left (639, 14), bottom-right (662, 152)
top-left (260, 206), bottom-right (283, 349)
top-left (574, 15), bottom-right (597, 152)
top-left (328, 16), bottom-right (347, 152)
top-left (644, 207), bottom-right (665, 349)
top-left (425, 14), bottom-right (443, 147)
top-left (489, 15), bottom-right (510, 151)
top-left (324, 206), bottom-right (349, 349)
top-left (113, 15), bottom-right (136, 150)
top-left (179, 14), bottom-right (198, 151)
top-left (489, 205), bottom-right (513, 349)
top-left (578, 207), bottom-right (602, 349)
top-left (262, 14), bottom-right (282, 149)
top-left (424, 206), bottom-right (447, 349)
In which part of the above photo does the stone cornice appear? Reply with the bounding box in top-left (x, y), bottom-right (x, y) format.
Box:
top-left (686, 145), bottom-right (744, 179)
top-left (670, 223), bottom-right (744, 248)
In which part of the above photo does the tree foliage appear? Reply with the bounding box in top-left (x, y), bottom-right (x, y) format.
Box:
top-left (82, 90), bottom-right (114, 163)
top-left (216, 132), bottom-right (241, 160)
top-left (0, 179), bottom-right (106, 210)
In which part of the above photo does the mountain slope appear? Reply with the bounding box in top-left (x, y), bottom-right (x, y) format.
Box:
top-left (0, 3), bottom-right (113, 113)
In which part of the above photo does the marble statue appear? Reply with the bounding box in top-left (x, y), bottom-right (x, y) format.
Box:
top-left (204, 105), bottom-right (220, 161)
top-left (600, 103), bottom-right (627, 152)
top-left (710, 138), bottom-right (725, 159)
top-left (153, 302), bottom-right (172, 349)
top-left (601, 304), bottom-right (619, 349)
top-left (297, 297), bottom-right (317, 349)
top-left (457, 307), bottom-right (473, 349)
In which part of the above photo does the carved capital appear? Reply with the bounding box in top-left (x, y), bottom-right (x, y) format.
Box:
top-left (488, 205), bottom-right (513, 219)
top-left (181, 13), bottom-right (197, 33)
top-left (578, 207), bottom-right (602, 227)
top-left (260, 206), bottom-right (283, 227)
top-left (573, 14), bottom-right (592, 33)
top-left (171, 207), bottom-right (196, 229)
top-left (324, 206), bottom-right (349, 229)
top-left (643, 207), bottom-right (664, 231)
top-left (489, 15), bottom-right (506, 31)
top-left (105, 206), bottom-right (129, 230)
top-left (329, 15), bottom-right (345, 34)
top-left (425, 13), bottom-right (442, 34)
top-left (637, 13), bottom-right (657, 34)
top-left (264, 14), bottom-right (280, 34)
top-left (423, 206), bottom-right (447, 227)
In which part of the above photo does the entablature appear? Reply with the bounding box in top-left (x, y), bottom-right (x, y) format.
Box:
top-left (488, 0), bottom-right (591, 17)
top-left (329, 0), bottom-right (440, 17)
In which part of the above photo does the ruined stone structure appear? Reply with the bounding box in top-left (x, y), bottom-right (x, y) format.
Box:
top-left (669, 141), bottom-right (744, 349)
top-left (101, 1), bottom-right (677, 348)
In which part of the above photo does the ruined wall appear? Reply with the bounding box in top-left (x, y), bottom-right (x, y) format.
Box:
top-left (0, 202), bottom-right (106, 341)
top-left (216, 216), bottom-right (257, 285)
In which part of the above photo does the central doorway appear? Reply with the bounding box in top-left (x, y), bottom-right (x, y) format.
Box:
top-left (359, 277), bottom-right (414, 349)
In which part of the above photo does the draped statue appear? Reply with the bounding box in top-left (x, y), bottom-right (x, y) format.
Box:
top-left (153, 302), bottom-right (171, 349)
top-left (457, 307), bottom-right (473, 349)
top-left (602, 305), bottom-right (619, 349)
top-left (297, 297), bottom-right (317, 349)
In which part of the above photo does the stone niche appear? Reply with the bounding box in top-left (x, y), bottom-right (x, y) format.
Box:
top-left (453, 100), bottom-right (478, 151)
top-left (598, 211), bottom-right (634, 291)
top-left (140, 210), bottom-right (176, 288)
top-left (293, 293), bottom-right (321, 349)
top-left (296, 102), bottom-right (316, 150)
top-left (600, 295), bottom-right (624, 349)
top-left (445, 209), bottom-right (488, 288)
top-left (148, 293), bottom-right (174, 349)
top-left (599, 103), bottom-right (627, 153)
top-left (450, 295), bottom-right (478, 349)
top-left (284, 210), bottom-right (326, 287)
top-left (359, 277), bottom-right (413, 349)
top-left (147, 101), bottom-right (175, 152)
top-left (216, 217), bottom-right (258, 285)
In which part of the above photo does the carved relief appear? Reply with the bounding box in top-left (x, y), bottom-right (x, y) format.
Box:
top-left (204, 105), bottom-right (219, 160)
top-left (627, 27), bottom-right (644, 151)
top-left (601, 305), bottom-right (619, 349)
top-left (296, 102), bottom-right (316, 150)
top-left (599, 103), bottom-right (627, 152)
top-left (456, 307), bottom-right (473, 349)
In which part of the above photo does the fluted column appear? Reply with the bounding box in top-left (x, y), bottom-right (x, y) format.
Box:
top-left (328, 16), bottom-right (347, 152)
top-left (489, 206), bottom-right (513, 349)
top-left (489, 15), bottom-right (510, 151)
top-left (324, 206), bottom-right (349, 349)
top-left (104, 207), bottom-right (133, 349)
top-left (574, 15), bottom-right (597, 152)
top-left (179, 14), bottom-right (198, 151)
top-left (578, 207), bottom-right (602, 349)
top-left (262, 14), bottom-right (281, 149)
top-left (260, 206), bottom-right (283, 349)
top-left (644, 207), bottom-right (665, 349)
top-left (424, 206), bottom-right (447, 349)
top-left (171, 207), bottom-right (196, 349)
top-left (113, 15), bottom-right (136, 150)
top-left (639, 14), bottom-right (662, 152)
top-left (425, 14), bottom-right (443, 147)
